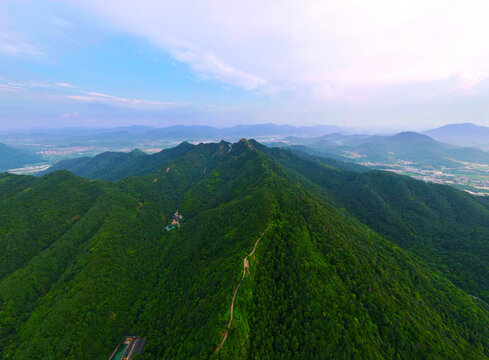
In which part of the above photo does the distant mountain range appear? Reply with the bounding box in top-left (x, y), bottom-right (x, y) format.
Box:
top-left (424, 123), bottom-right (489, 149)
top-left (4, 122), bottom-right (489, 151)
top-left (0, 143), bottom-right (42, 171)
top-left (5, 122), bottom-right (489, 174)
top-left (271, 131), bottom-right (489, 168)
top-left (0, 124), bottom-right (353, 150)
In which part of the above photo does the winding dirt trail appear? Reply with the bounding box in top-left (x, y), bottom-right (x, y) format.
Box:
top-left (215, 222), bottom-right (272, 353)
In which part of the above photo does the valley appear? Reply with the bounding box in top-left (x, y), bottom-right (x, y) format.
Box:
top-left (356, 159), bottom-right (489, 196)
top-left (268, 129), bottom-right (489, 196)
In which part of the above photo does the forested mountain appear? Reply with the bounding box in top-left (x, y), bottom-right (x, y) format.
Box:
top-left (42, 141), bottom-right (367, 180)
top-left (41, 142), bottom-right (194, 180)
top-left (0, 143), bottom-right (42, 171)
top-left (425, 123), bottom-right (489, 149)
top-left (275, 131), bottom-right (489, 168)
top-left (352, 132), bottom-right (489, 166)
top-left (1, 139), bottom-right (489, 359)
top-left (258, 143), bottom-right (489, 302)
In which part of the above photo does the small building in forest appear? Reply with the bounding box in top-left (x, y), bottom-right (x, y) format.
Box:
top-left (108, 335), bottom-right (147, 360)
top-left (165, 210), bottom-right (185, 232)
top-left (167, 210), bottom-right (184, 230)
top-left (171, 210), bottom-right (180, 225)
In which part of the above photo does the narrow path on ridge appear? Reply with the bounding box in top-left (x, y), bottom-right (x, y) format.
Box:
top-left (215, 222), bottom-right (272, 353)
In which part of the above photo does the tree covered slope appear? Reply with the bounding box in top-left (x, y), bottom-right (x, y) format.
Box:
top-left (40, 141), bottom-right (194, 180)
top-left (0, 143), bottom-right (42, 171)
top-left (260, 143), bottom-right (489, 303)
top-left (1, 140), bottom-right (489, 359)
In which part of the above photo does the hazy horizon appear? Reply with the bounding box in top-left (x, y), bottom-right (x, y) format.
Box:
top-left (0, 121), bottom-right (479, 136)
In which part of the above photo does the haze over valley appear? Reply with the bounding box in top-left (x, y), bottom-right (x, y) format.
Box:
top-left (3, 122), bottom-right (489, 195)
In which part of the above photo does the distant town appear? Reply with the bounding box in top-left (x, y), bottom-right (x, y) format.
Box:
top-left (358, 160), bottom-right (489, 196)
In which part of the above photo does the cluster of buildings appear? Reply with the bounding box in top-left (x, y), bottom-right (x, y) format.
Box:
top-left (165, 210), bottom-right (184, 231)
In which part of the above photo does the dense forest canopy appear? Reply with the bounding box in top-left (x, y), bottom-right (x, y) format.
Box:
top-left (1, 139), bottom-right (489, 359)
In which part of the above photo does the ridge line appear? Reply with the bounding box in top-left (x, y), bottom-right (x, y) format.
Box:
top-left (215, 222), bottom-right (272, 353)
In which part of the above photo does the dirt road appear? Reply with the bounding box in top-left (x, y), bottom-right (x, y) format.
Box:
top-left (215, 222), bottom-right (272, 352)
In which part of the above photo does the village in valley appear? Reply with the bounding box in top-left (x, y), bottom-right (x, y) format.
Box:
top-left (357, 160), bottom-right (489, 196)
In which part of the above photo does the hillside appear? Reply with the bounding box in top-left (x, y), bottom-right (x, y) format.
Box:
top-left (43, 141), bottom-right (368, 180)
top-left (277, 131), bottom-right (489, 168)
top-left (0, 143), bottom-right (43, 171)
top-left (259, 143), bottom-right (489, 303)
top-left (352, 132), bottom-right (489, 167)
top-left (1, 140), bottom-right (489, 359)
top-left (425, 123), bottom-right (489, 149)
top-left (41, 142), bottom-right (194, 180)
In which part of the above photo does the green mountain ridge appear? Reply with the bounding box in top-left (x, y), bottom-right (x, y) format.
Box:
top-left (275, 131), bottom-right (489, 168)
top-left (0, 143), bottom-right (43, 172)
top-left (40, 141), bottom-right (195, 180)
top-left (1, 139), bottom-right (489, 359)
top-left (257, 143), bottom-right (489, 302)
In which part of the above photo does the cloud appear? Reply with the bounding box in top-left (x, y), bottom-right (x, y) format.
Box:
top-left (57, 82), bottom-right (75, 88)
top-left (1, 76), bottom-right (187, 110)
top-left (449, 71), bottom-right (487, 95)
top-left (171, 48), bottom-right (275, 94)
top-left (0, 77), bottom-right (50, 92)
top-left (4, 0), bottom-right (489, 128)
top-left (65, 91), bottom-right (187, 109)
top-left (60, 111), bottom-right (80, 118)
top-left (0, 28), bottom-right (42, 55)
top-left (68, 0), bottom-right (489, 102)
top-left (0, 82), bottom-right (24, 92)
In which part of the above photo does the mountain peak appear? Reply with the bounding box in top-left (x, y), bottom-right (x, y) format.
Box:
top-left (130, 148), bottom-right (147, 156)
top-left (393, 131), bottom-right (435, 142)
top-left (395, 131), bottom-right (430, 138)
top-left (424, 122), bottom-right (489, 147)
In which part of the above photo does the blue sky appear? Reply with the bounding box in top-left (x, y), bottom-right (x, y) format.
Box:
top-left (1, 0), bottom-right (489, 130)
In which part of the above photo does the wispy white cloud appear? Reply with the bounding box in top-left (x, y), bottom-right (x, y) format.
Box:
top-left (449, 71), bottom-right (486, 95)
top-left (60, 111), bottom-right (80, 118)
top-left (1, 76), bottom-right (188, 109)
top-left (4, 1), bottom-right (489, 128)
top-left (57, 82), bottom-right (75, 88)
top-left (0, 77), bottom-right (50, 92)
top-left (65, 91), bottom-right (187, 109)
top-left (0, 29), bottom-right (42, 55)
top-left (0, 83), bottom-right (22, 92)
top-left (171, 48), bottom-right (275, 94)
top-left (70, 0), bottom-right (489, 103)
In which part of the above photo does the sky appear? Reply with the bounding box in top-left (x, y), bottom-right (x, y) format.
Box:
top-left (1, 0), bottom-right (489, 130)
